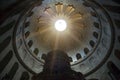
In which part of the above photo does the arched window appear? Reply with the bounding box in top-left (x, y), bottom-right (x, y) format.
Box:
top-left (0, 51), bottom-right (13, 74)
top-left (94, 22), bottom-right (99, 29)
top-left (8, 62), bottom-right (19, 80)
top-left (93, 32), bottom-right (98, 39)
top-left (89, 40), bottom-right (95, 48)
top-left (41, 53), bottom-right (46, 60)
top-left (28, 40), bottom-right (33, 48)
top-left (0, 21), bottom-right (15, 36)
top-left (25, 31), bottom-right (30, 38)
top-left (76, 53), bottom-right (82, 60)
top-left (34, 48), bottom-right (39, 55)
top-left (84, 48), bottom-right (89, 55)
top-left (69, 57), bottom-right (73, 62)
top-left (0, 36), bottom-right (11, 53)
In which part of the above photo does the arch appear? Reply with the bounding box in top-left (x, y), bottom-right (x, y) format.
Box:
top-left (84, 48), bottom-right (89, 55)
top-left (93, 32), bottom-right (98, 39)
top-left (8, 62), bottom-right (19, 80)
top-left (25, 31), bottom-right (30, 38)
top-left (94, 22), bottom-right (99, 29)
top-left (41, 53), bottom-right (46, 60)
top-left (0, 51), bottom-right (13, 74)
top-left (33, 48), bottom-right (39, 56)
top-left (28, 40), bottom-right (33, 48)
top-left (0, 21), bottom-right (15, 36)
top-left (76, 53), bottom-right (82, 60)
top-left (89, 40), bottom-right (95, 48)
top-left (0, 36), bottom-right (11, 54)
top-left (69, 57), bottom-right (73, 62)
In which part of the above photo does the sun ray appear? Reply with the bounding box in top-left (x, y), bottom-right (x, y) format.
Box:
top-left (28, 26), bottom-right (51, 39)
top-left (71, 22), bottom-right (85, 29)
top-left (65, 5), bottom-right (75, 15)
top-left (39, 26), bottom-right (52, 34)
top-left (70, 13), bottom-right (82, 22)
top-left (55, 2), bottom-right (63, 14)
top-left (67, 31), bottom-right (81, 44)
top-left (54, 33), bottom-right (59, 50)
top-left (38, 17), bottom-right (50, 24)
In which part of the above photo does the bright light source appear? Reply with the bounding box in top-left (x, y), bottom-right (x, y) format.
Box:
top-left (55, 19), bottom-right (67, 32)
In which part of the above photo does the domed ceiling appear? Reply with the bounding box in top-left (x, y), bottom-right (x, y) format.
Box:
top-left (14, 0), bottom-right (113, 74)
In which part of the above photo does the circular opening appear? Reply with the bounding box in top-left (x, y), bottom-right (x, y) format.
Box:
top-left (89, 40), bottom-right (95, 48)
top-left (94, 22), bottom-right (99, 29)
top-left (84, 48), bottom-right (89, 55)
top-left (54, 19), bottom-right (67, 32)
top-left (34, 48), bottom-right (39, 55)
top-left (76, 53), bottom-right (82, 60)
top-left (93, 32), bottom-right (98, 39)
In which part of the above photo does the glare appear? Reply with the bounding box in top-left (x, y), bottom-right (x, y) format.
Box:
top-left (55, 19), bottom-right (67, 32)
